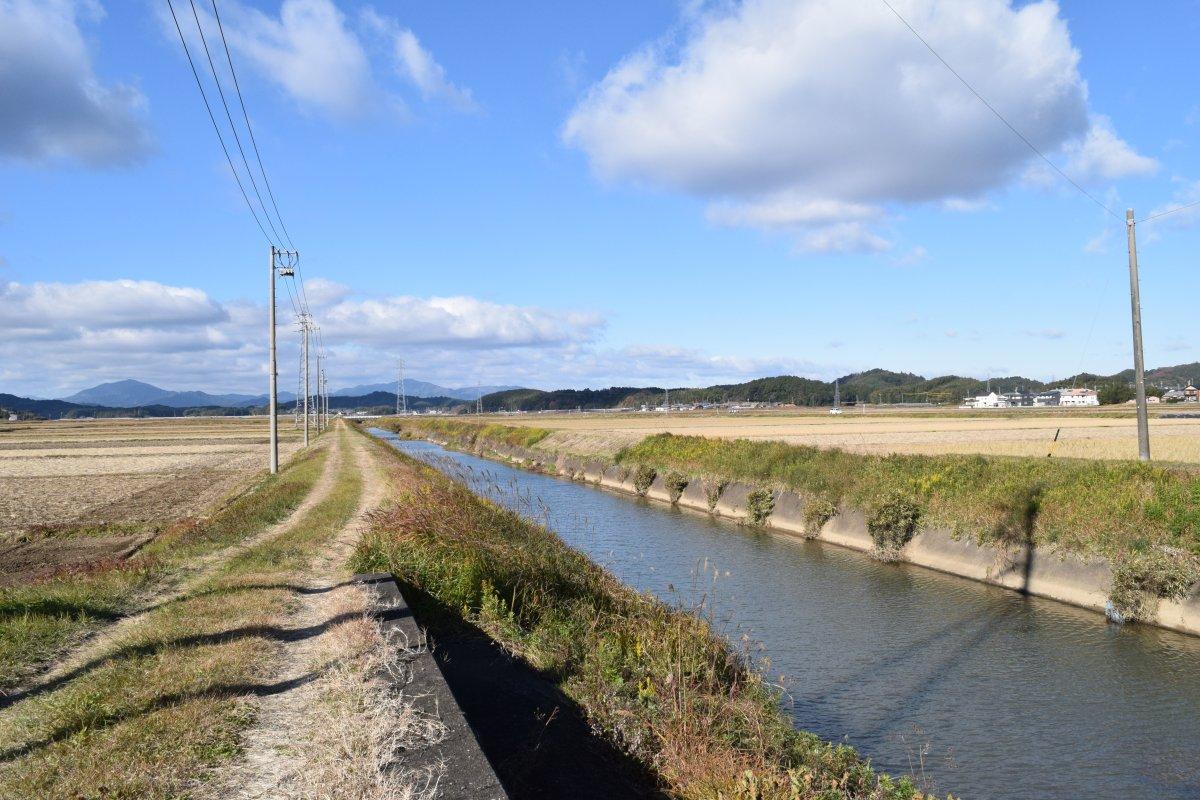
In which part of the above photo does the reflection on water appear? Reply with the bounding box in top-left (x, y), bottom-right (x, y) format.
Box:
top-left (372, 432), bottom-right (1200, 800)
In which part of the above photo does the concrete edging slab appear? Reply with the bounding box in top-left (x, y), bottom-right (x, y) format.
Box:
top-left (354, 572), bottom-right (509, 800)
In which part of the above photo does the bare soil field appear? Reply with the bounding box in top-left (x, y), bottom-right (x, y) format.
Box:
top-left (499, 406), bottom-right (1200, 463)
top-left (0, 417), bottom-right (304, 540)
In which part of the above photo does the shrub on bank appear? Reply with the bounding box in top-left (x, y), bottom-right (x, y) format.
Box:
top-left (353, 453), bottom-right (932, 800)
top-left (614, 434), bottom-right (1200, 564)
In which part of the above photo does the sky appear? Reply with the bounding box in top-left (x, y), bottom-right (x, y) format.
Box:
top-left (1, 0), bottom-right (1198, 397)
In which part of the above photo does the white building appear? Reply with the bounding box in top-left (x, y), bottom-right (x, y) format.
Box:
top-left (1058, 388), bottom-right (1099, 407)
top-left (965, 392), bottom-right (1010, 409)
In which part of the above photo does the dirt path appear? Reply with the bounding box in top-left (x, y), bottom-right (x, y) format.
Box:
top-left (213, 428), bottom-right (399, 799)
top-left (7, 437), bottom-right (344, 706)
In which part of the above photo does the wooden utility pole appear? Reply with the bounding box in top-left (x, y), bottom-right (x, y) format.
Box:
top-left (268, 246), bottom-right (295, 474)
top-left (1127, 209), bottom-right (1150, 461)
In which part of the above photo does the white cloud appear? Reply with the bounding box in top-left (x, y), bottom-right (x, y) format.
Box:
top-left (0, 277), bottom-right (842, 398)
top-left (1047, 115), bottom-right (1158, 182)
top-left (164, 1), bottom-right (471, 120)
top-left (801, 222), bottom-right (893, 254)
top-left (1024, 328), bottom-right (1066, 340)
top-left (361, 8), bottom-right (475, 110)
top-left (564, 0), bottom-right (1150, 251)
top-left (195, 0), bottom-right (375, 119)
top-left (318, 295), bottom-right (604, 348)
top-left (892, 245), bottom-right (928, 266)
top-left (0, 0), bottom-right (152, 165)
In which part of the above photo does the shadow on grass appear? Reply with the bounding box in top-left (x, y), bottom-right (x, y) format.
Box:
top-left (399, 580), bottom-right (669, 800)
top-left (0, 670), bottom-right (322, 763)
top-left (0, 581), bottom-right (365, 712)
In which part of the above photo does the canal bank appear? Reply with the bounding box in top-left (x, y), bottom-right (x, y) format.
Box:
top-left (377, 420), bottom-right (1200, 638)
top-left (370, 430), bottom-right (1200, 800)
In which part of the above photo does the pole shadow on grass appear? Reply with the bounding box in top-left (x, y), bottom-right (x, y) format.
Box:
top-left (398, 580), bottom-right (670, 800)
top-left (0, 604), bottom-right (381, 712)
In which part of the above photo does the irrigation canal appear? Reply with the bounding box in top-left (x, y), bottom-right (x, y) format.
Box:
top-left (372, 431), bottom-right (1200, 800)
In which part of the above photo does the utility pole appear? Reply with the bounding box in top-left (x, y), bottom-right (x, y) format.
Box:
top-left (268, 246), bottom-right (295, 474)
top-left (1127, 209), bottom-right (1151, 461)
top-left (301, 313), bottom-right (311, 447)
top-left (664, 387), bottom-right (669, 416)
top-left (396, 359), bottom-right (407, 415)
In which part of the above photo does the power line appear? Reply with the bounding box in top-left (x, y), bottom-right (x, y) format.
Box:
top-left (208, 0), bottom-right (297, 252)
top-left (165, 0), bottom-right (274, 243)
top-left (877, 0), bottom-right (1122, 222)
top-left (186, 0), bottom-right (284, 246)
top-left (1138, 198), bottom-right (1200, 225)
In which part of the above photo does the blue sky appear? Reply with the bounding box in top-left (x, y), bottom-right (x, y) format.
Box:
top-left (1, 0), bottom-right (1198, 396)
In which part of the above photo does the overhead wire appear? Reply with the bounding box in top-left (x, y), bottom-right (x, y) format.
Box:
top-left (165, 0), bottom-right (274, 243)
top-left (186, 0), bottom-right (285, 247)
top-left (209, 0), bottom-right (297, 252)
top-left (876, 0), bottom-right (1123, 223)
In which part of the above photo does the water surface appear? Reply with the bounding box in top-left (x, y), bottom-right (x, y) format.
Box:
top-left (372, 431), bottom-right (1200, 800)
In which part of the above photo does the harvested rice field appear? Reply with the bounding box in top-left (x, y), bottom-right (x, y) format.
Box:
top-left (0, 417), bottom-right (304, 539)
top-left (499, 406), bottom-right (1200, 463)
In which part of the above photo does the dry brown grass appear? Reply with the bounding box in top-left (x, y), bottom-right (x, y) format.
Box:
top-left (0, 417), bottom-right (305, 536)
top-left (497, 407), bottom-right (1200, 464)
top-left (278, 587), bottom-right (446, 800)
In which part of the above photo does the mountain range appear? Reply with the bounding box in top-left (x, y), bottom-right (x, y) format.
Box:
top-left (57, 378), bottom-right (521, 409)
top-left (479, 362), bottom-right (1200, 412)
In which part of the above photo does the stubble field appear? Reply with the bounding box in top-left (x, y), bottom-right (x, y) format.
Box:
top-left (0, 416), bottom-right (303, 540)
top-left (497, 406), bottom-right (1200, 463)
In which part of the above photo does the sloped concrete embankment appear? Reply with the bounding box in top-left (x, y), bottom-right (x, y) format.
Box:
top-left (412, 431), bottom-right (1200, 638)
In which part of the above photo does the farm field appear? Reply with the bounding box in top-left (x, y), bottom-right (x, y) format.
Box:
top-left (0, 416), bottom-right (303, 542)
top-left (496, 406), bottom-right (1200, 463)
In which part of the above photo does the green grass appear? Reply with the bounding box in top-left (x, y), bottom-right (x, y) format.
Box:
top-left (616, 433), bottom-right (1200, 563)
top-left (0, 440), bottom-right (328, 695)
top-left (376, 416), bottom-right (552, 449)
top-left (352, 446), bottom-right (930, 800)
top-left (0, 427), bottom-right (364, 799)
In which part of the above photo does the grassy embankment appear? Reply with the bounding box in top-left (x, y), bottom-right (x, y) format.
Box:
top-left (0, 445), bottom-right (326, 695)
top-left (353, 436), bottom-right (931, 800)
top-left (0, 428), bottom-right (363, 798)
top-left (379, 418), bottom-right (1200, 621)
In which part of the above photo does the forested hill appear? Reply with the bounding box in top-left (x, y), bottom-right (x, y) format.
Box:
top-left (480, 363), bottom-right (1195, 412)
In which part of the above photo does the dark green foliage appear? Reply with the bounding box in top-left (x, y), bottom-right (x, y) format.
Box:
top-left (867, 492), bottom-right (922, 557)
top-left (664, 471), bottom-right (689, 502)
top-left (1110, 549), bottom-right (1200, 621)
top-left (633, 465), bottom-right (657, 496)
top-left (803, 497), bottom-right (838, 537)
top-left (746, 489), bottom-right (775, 525)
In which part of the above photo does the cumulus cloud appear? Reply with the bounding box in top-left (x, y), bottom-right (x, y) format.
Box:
top-left (318, 295), bottom-right (603, 348)
top-left (0, 0), bottom-right (152, 165)
top-left (1145, 178), bottom-right (1200, 230)
top-left (166, 0), bottom-right (471, 120)
top-left (361, 8), bottom-right (476, 110)
top-left (0, 277), bottom-right (834, 397)
top-left (564, 0), bottom-right (1151, 251)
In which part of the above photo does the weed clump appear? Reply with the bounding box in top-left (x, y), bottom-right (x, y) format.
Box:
top-left (633, 465), bottom-right (657, 496)
top-left (746, 488), bottom-right (775, 525)
top-left (1109, 548), bottom-right (1200, 622)
top-left (705, 479), bottom-right (728, 512)
top-left (803, 497), bottom-right (838, 537)
top-left (868, 492), bottom-right (922, 560)
top-left (664, 471), bottom-right (689, 502)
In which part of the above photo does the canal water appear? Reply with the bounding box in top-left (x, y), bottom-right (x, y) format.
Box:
top-left (372, 431), bottom-right (1200, 800)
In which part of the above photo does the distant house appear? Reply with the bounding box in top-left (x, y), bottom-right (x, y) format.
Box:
top-left (6, 413), bottom-right (17, 422)
top-left (1002, 391), bottom-right (1036, 407)
top-left (1163, 388), bottom-right (1188, 403)
top-left (1186, 385), bottom-right (1199, 402)
top-left (1059, 388), bottom-right (1099, 407)
top-left (1033, 390), bottom-right (1061, 407)
top-left (965, 392), bottom-right (1009, 409)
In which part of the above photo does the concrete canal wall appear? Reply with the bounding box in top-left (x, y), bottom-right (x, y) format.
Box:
top-left (409, 431), bottom-right (1200, 638)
